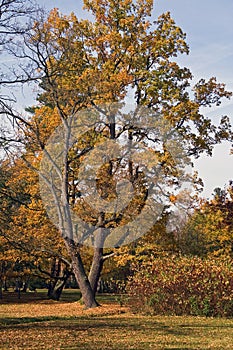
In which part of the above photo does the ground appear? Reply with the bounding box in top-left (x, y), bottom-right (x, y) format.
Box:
top-left (0, 290), bottom-right (233, 349)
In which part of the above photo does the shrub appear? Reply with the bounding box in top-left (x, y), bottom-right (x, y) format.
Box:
top-left (126, 255), bottom-right (233, 317)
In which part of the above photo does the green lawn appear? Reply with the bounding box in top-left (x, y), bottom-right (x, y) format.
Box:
top-left (0, 290), bottom-right (233, 349)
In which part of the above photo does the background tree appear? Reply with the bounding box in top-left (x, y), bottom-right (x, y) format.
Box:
top-left (175, 182), bottom-right (233, 257)
top-left (0, 156), bottom-right (74, 299)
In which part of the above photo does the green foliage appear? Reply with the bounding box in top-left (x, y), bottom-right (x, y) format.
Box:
top-left (127, 255), bottom-right (233, 317)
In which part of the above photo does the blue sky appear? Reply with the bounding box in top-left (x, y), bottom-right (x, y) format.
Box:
top-left (37, 0), bottom-right (233, 198)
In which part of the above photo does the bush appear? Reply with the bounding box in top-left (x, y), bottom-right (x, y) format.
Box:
top-left (126, 256), bottom-right (233, 317)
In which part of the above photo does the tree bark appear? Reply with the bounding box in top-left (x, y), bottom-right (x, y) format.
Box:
top-left (47, 259), bottom-right (72, 301)
top-left (0, 280), bottom-right (2, 300)
top-left (88, 247), bottom-right (104, 295)
top-left (22, 278), bottom-right (29, 293)
top-left (48, 277), bottom-right (69, 301)
top-left (64, 238), bottom-right (99, 308)
top-left (88, 220), bottom-right (105, 295)
top-left (47, 257), bottom-right (58, 298)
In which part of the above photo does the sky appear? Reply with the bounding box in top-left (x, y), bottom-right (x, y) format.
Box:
top-left (35, 0), bottom-right (233, 198)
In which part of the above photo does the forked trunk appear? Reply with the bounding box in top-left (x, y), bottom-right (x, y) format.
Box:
top-left (64, 238), bottom-right (99, 309)
top-left (47, 268), bottom-right (72, 301)
top-left (48, 280), bottom-right (66, 301)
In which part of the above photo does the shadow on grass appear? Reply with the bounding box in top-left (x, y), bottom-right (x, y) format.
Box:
top-left (0, 316), bottom-right (63, 326)
top-left (0, 290), bottom-right (119, 304)
top-left (0, 290), bottom-right (82, 304)
top-left (2, 314), bottom-right (232, 334)
top-left (1, 315), bottom-right (233, 350)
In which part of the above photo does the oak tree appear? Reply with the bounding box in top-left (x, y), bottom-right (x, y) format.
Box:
top-left (17, 0), bottom-right (232, 308)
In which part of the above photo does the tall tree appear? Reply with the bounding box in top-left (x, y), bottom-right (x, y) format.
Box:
top-left (16, 0), bottom-right (232, 308)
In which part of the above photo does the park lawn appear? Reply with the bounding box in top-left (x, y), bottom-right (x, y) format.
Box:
top-left (0, 291), bottom-right (233, 349)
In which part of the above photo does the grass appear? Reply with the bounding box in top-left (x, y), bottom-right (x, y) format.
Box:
top-left (0, 290), bottom-right (233, 349)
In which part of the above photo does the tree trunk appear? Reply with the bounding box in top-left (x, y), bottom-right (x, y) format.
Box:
top-left (22, 278), bottom-right (30, 293)
top-left (46, 257), bottom-right (72, 301)
top-left (48, 279), bottom-right (66, 301)
top-left (88, 247), bottom-right (104, 295)
top-left (47, 258), bottom-right (58, 298)
top-left (3, 278), bottom-right (8, 292)
top-left (15, 279), bottom-right (21, 299)
top-left (0, 280), bottom-right (2, 300)
top-left (47, 267), bottom-right (72, 301)
top-left (88, 219), bottom-right (106, 295)
top-left (51, 284), bottom-right (64, 301)
top-left (64, 238), bottom-right (99, 308)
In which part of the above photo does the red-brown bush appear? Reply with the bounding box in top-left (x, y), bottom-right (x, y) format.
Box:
top-left (127, 256), bottom-right (233, 317)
